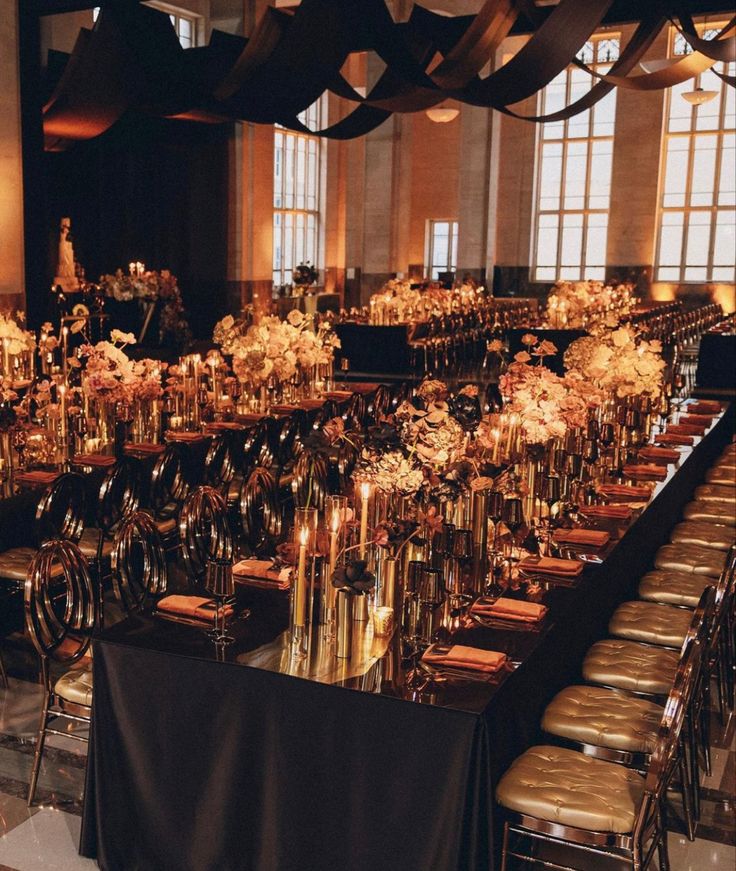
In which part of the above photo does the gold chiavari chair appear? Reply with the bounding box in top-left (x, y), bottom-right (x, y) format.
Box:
top-left (24, 539), bottom-right (98, 806)
top-left (542, 588), bottom-right (713, 842)
top-left (497, 638), bottom-right (701, 871)
top-left (179, 486), bottom-right (234, 585)
top-left (111, 511), bottom-right (168, 616)
top-left (239, 466), bottom-right (283, 557)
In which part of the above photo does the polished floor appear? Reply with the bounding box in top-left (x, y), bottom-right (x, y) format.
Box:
top-left (0, 642), bottom-right (731, 871)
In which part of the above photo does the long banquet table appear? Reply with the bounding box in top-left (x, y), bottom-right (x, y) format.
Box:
top-left (80, 404), bottom-right (734, 871)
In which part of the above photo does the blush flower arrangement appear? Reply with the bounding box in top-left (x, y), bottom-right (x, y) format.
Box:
top-left (0, 311), bottom-right (36, 357)
top-left (564, 326), bottom-right (665, 399)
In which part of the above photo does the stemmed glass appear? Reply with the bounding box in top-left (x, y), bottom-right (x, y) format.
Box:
top-left (672, 371), bottom-right (687, 415)
top-left (502, 496), bottom-right (525, 564)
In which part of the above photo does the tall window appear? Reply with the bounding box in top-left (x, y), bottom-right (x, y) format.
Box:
top-left (93, 5), bottom-right (200, 47)
top-left (427, 220), bottom-right (458, 280)
top-left (273, 101), bottom-right (322, 287)
top-left (655, 25), bottom-right (735, 283)
top-left (532, 36), bottom-right (620, 282)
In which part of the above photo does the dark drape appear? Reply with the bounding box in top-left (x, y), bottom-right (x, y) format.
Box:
top-left (43, 113), bottom-right (232, 339)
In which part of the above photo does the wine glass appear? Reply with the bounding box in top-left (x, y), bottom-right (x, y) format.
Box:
top-left (502, 496), bottom-right (525, 563)
top-left (488, 489), bottom-right (504, 556)
top-left (672, 371), bottom-right (687, 414)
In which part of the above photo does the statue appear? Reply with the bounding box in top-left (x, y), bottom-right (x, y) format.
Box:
top-left (54, 217), bottom-right (79, 291)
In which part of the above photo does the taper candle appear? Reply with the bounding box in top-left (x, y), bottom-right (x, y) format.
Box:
top-left (295, 526), bottom-right (308, 628)
top-left (359, 481), bottom-right (371, 559)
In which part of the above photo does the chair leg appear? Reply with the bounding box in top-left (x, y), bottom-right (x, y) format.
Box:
top-left (0, 650), bottom-right (8, 689)
top-left (658, 800), bottom-right (671, 871)
top-left (678, 748), bottom-right (696, 841)
top-left (687, 717), bottom-right (701, 824)
top-left (500, 821), bottom-right (510, 871)
top-left (27, 689), bottom-right (51, 807)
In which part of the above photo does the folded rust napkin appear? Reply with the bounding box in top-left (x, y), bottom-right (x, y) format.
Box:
top-left (623, 463), bottom-right (668, 481)
top-left (580, 505), bottom-right (633, 521)
top-left (638, 446), bottom-right (681, 465)
top-left (471, 598), bottom-right (548, 624)
top-left (422, 644), bottom-right (508, 673)
top-left (599, 483), bottom-right (653, 500)
top-left (518, 556), bottom-right (584, 577)
top-left (680, 414), bottom-right (713, 427)
top-left (234, 412), bottom-right (267, 424)
top-left (553, 528), bottom-right (610, 548)
top-left (667, 423), bottom-right (705, 437)
top-left (268, 404), bottom-right (299, 415)
top-left (72, 453), bottom-right (116, 467)
top-left (299, 398), bottom-right (327, 410)
top-left (156, 595), bottom-right (233, 623)
top-left (14, 470), bottom-right (59, 486)
top-left (204, 422), bottom-right (246, 433)
top-left (166, 431), bottom-right (208, 443)
top-left (232, 559), bottom-right (291, 591)
top-left (655, 432), bottom-right (694, 446)
top-left (124, 442), bottom-right (166, 455)
top-left (323, 390), bottom-right (352, 401)
top-left (689, 401), bottom-right (721, 415)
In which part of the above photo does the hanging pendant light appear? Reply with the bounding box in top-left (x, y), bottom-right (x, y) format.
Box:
top-left (425, 104), bottom-right (459, 123)
top-left (681, 86), bottom-right (718, 106)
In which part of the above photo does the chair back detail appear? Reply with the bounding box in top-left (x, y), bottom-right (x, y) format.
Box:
top-left (291, 451), bottom-right (329, 511)
top-left (239, 466), bottom-right (282, 555)
top-left (24, 540), bottom-right (98, 670)
top-left (150, 446), bottom-right (188, 517)
top-left (96, 460), bottom-right (140, 539)
top-left (204, 435), bottom-right (235, 490)
top-left (179, 486), bottom-right (234, 583)
top-left (111, 511), bottom-right (168, 614)
top-left (35, 473), bottom-right (86, 545)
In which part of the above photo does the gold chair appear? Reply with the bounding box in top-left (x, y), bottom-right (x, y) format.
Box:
top-left (291, 451), bottom-right (329, 511)
top-left (693, 483), bottom-right (736, 504)
top-left (654, 543), bottom-right (728, 577)
top-left (203, 434), bottom-right (235, 493)
top-left (111, 511), bottom-right (168, 615)
top-left (149, 446), bottom-right (188, 549)
top-left (608, 600), bottom-right (693, 650)
top-left (179, 486), bottom-right (234, 585)
top-left (497, 639), bottom-right (701, 871)
top-left (669, 520), bottom-right (734, 551)
top-left (638, 570), bottom-right (712, 608)
top-left (705, 465), bottom-right (736, 487)
top-left (682, 500), bottom-right (736, 526)
top-left (239, 466), bottom-right (283, 557)
top-left (24, 539), bottom-right (98, 806)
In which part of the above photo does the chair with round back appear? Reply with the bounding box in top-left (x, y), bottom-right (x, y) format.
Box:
top-left (24, 539), bottom-right (98, 806)
top-left (343, 392), bottom-right (367, 431)
top-left (150, 446), bottom-right (188, 548)
top-left (367, 384), bottom-right (391, 425)
top-left (203, 434), bottom-right (236, 492)
top-left (179, 486), bottom-right (234, 585)
top-left (78, 459), bottom-right (139, 569)
top-left (291, 451), bottom-right (329, 512)
top-left (111, 511), bottom-right (168, 616)
top-left (239, 466), bottom-right (283, 557)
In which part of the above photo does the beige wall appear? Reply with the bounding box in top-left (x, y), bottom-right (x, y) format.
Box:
top-left (0, 1), bottom-right (25, 310)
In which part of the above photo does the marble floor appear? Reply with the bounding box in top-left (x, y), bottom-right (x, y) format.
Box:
top-left (0, 641), bottom-right (731, 871)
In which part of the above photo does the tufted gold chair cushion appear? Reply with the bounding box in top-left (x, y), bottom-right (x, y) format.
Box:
top-left (683, 501), bottom-right (736, 526)
top-left (496, 745), bottom-right (645, 834)
top-left (583, 639), bottom-right (679, 695)
top-left (0, 548), bottom-right (64, 582)
top-left (655, 543), bottom-right (727, 577)
top-left (705, 467), bottom-right (736, 487)
top-left (542, 685), bottom-right (663, 754)
top-left (638, 570), bottom-right (712, 608)
top-left (694, 484), bottom-right (736, 505)
top-left (608, 601), bottom-right (692, 649)
top-left (78, 529), bottom-right (114, 561)
top-left (670, 521), bottom-right (735, 551)
top-left (54, 665), bottom-right (93, 707)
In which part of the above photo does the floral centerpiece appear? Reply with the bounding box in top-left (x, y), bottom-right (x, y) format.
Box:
top-left (0, 311), bottom-right (36, 380)
top-left (564, 326), bottom-right (665, 399)
top-left (545, 280), bottom-right (637, 329)
top-left (98, 269), bottom-right (192, 349)
top-left (291, 261), bottom-right (319, 293)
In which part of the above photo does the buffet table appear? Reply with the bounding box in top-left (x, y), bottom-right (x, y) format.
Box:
top-left (79, 404), bottom-right (733, 871)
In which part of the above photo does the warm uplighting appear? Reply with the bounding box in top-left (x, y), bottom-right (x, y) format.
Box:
top-left (425, 105), bottom-right (459, 123)
top-left (681, 86), bottom-right (719, 106)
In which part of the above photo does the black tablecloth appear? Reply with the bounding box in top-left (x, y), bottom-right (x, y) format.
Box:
top-left (506, 328), bottom-right (587, 375)
top-left (334, 323), bottom-right (422, 375)
top-left (696, 332), bottom-right (736, 391)
top-left (80, 405), bottom-right (733, 871)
